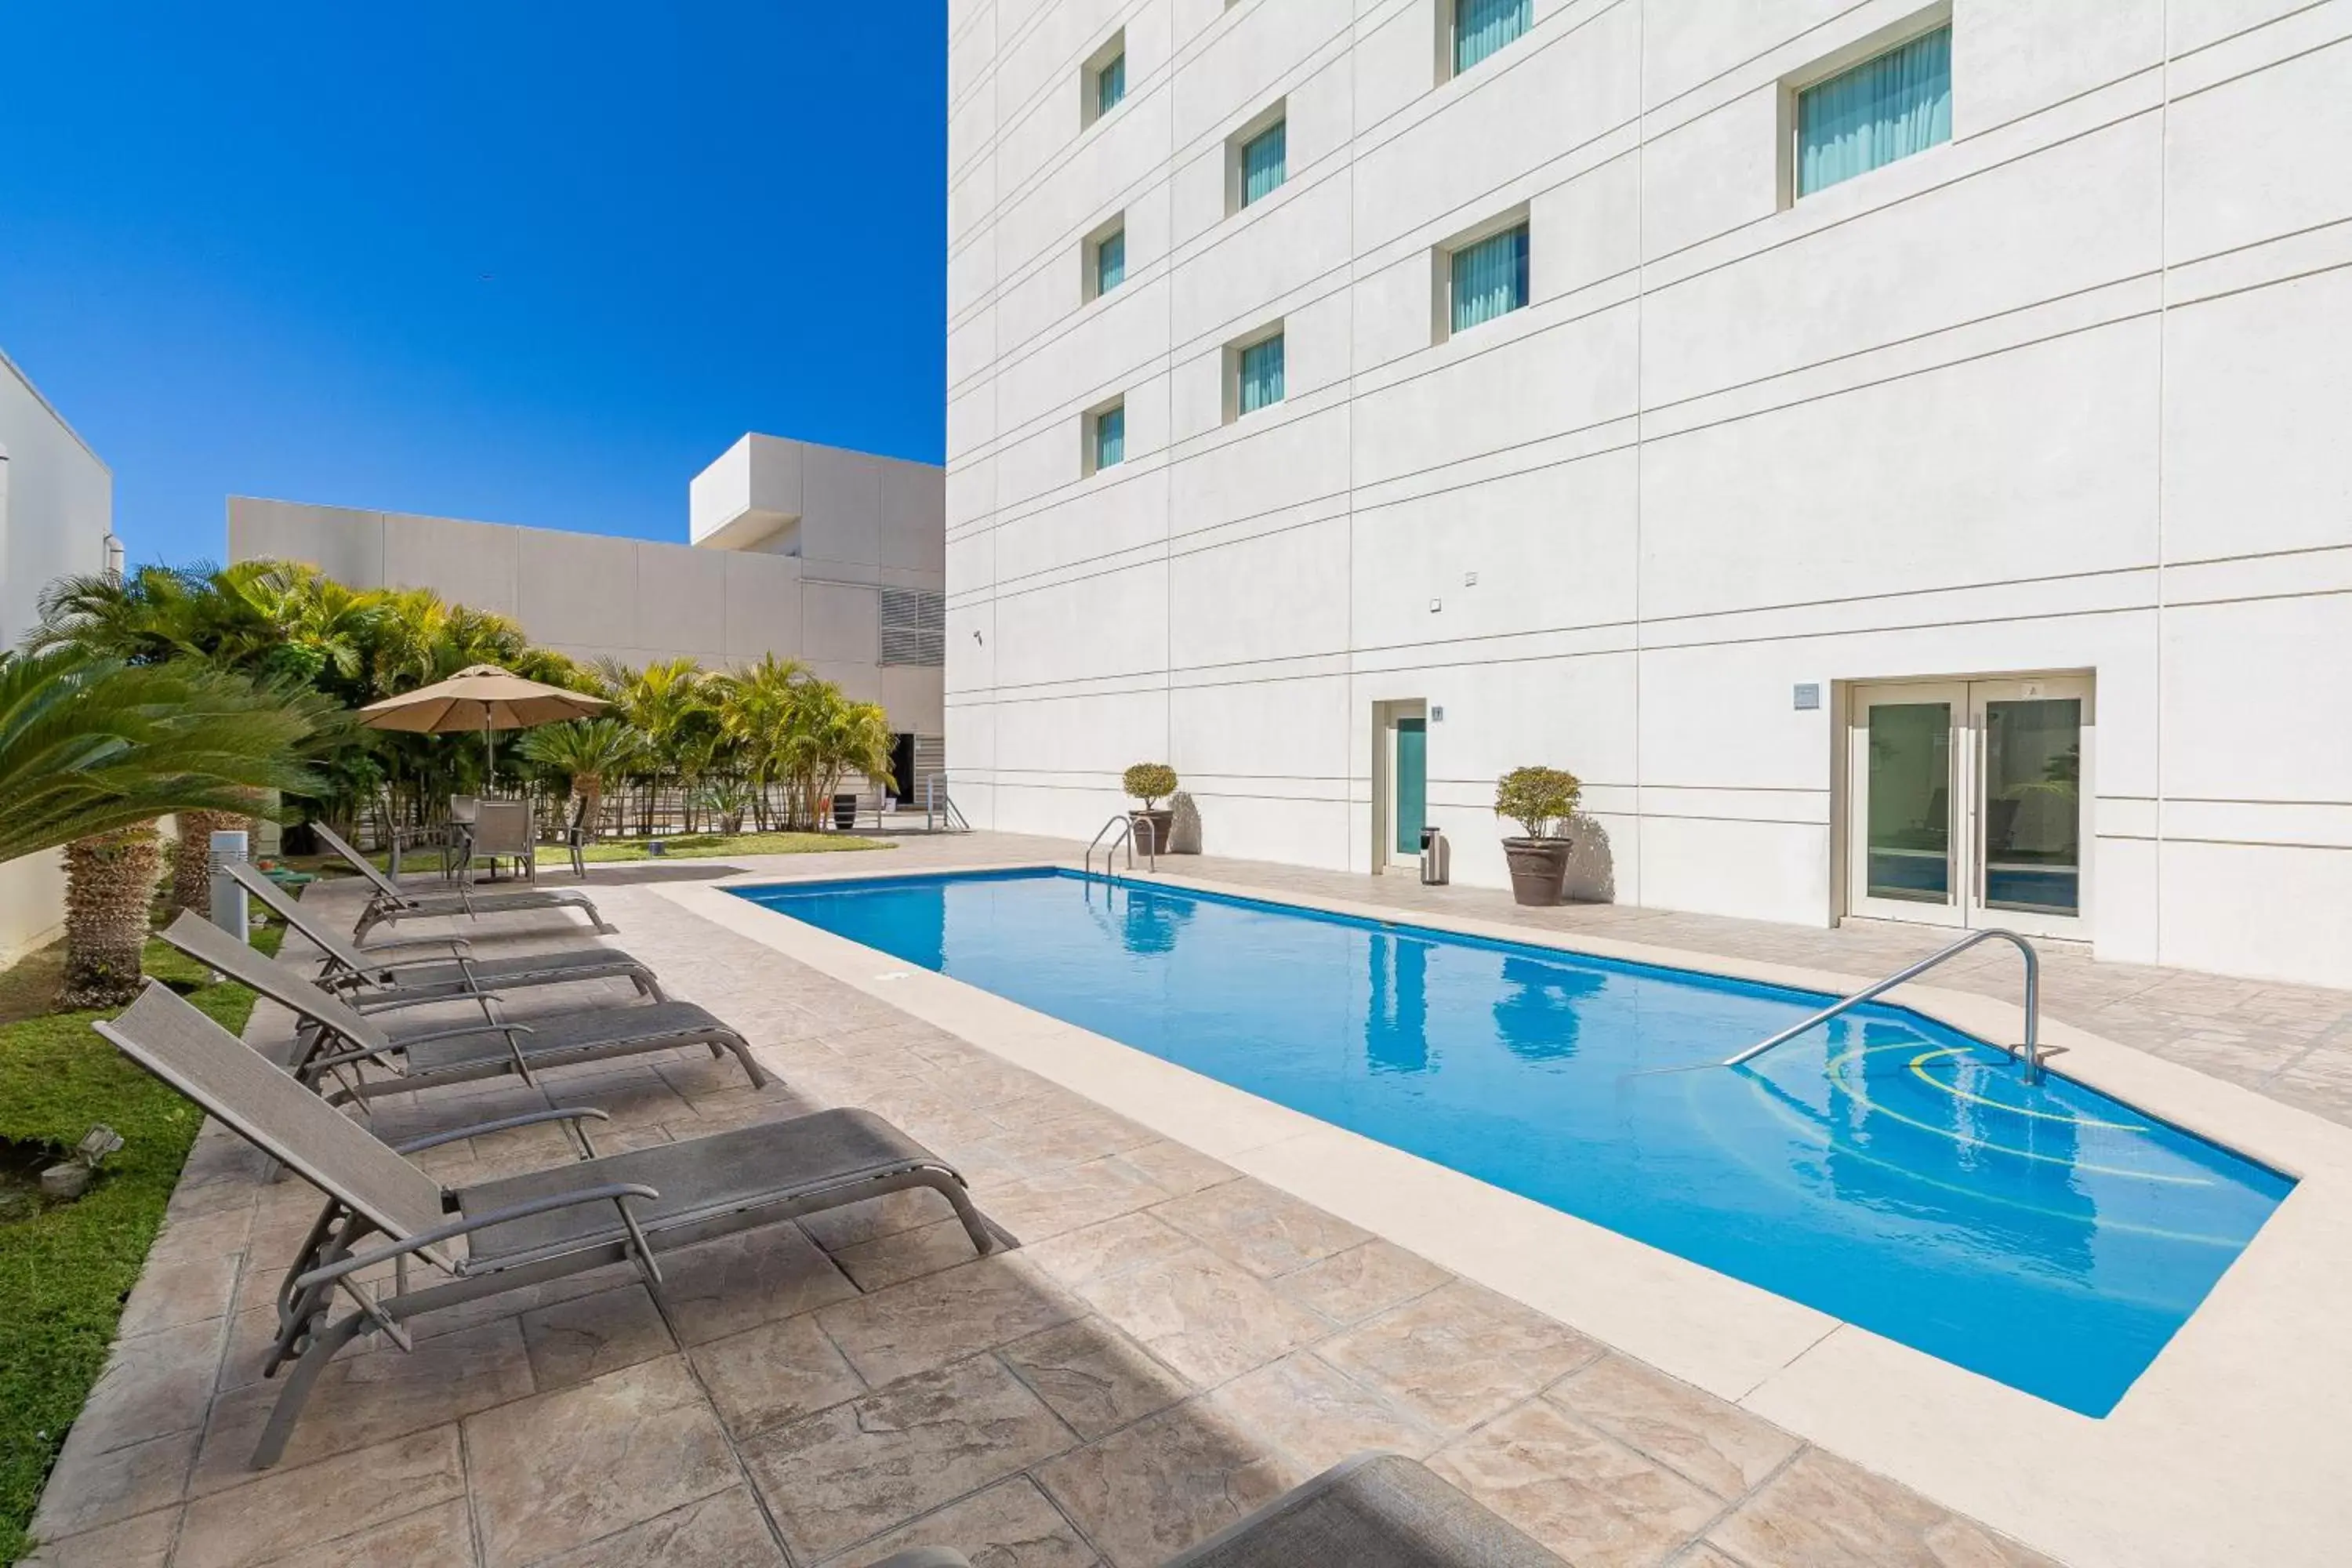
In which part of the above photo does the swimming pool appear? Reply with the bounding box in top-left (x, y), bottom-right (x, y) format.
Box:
top-left (731, 868), bottom-right (2292, 1415)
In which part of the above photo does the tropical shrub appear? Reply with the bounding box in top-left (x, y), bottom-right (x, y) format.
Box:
top-left (1494, 765), bottom-right (1582, 840)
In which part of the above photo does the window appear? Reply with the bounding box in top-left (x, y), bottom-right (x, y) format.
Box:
top-left (1453, 0), bottom-right (1530, 75)
top-left (1082, 31), bottom-right (1126, 129)
top-left (1795, 26), bottom-right (1951, 198)
top-left (1092, 401), bottom-right (1126, 471)
top-left (1237, 332), bottom-right (1286, 416)
top-left (1450, 222), bottom-right (1529, 333)
top-left (1240, 118), bottom-right (1287, 207)
top-left (1094, 226), bottom-right (1126, 297)
top-left (1096, 51), bottom-right (1126, 117)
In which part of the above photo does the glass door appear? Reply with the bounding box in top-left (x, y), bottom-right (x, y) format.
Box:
top-left (1847, 678), bottom-right (2090, 936)
top-left (1377, 702), bottom-right (1428, 873)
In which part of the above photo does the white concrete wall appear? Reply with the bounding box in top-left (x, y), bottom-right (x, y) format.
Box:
top-left (947, 0), bottom-right (2352, 987)
top-left (230, 485), bottom-right (946, 735)
top-left (0, 350), bottom-right (114, 964)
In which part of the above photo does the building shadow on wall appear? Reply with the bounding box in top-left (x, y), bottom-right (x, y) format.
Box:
top-left (1561, 813), bottom-right (1614, 903)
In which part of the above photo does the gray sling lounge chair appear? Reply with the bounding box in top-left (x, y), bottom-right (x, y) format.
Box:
top-left (876, 1453), bottom-right (1566, 1568)
top-left (225, 860), bottom-right (660, 1006)
top-left (159, 911), bottom-right (766, 1103)
top-left (309, 821), bottom-right (613, 940)
top-left (96, 981), bottom-right (1004, 1469)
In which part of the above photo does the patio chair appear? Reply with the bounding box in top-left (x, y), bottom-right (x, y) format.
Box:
top-left (462, 799), bottom-right (539, 884)
top-left (307, 821), bottom-right (612, 940)
top-left (444, 794), bottom-right (480, 882)
top-left (873, 1453), bottom-right (1566, 1568)
top-left (224, 859), bottom-right (661, 1005)
top-left (96, 981), bottom-right (1006, 1469)
top-left (158, 910), bottom-right (766, 1104)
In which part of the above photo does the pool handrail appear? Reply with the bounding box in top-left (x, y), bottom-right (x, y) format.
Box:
top-left (1084, 812), bottom-right (1156, 877)
top-left (1723, 927), bottom-right (2042, 1083)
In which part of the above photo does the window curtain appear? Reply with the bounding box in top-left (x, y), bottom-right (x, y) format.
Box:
top-left (1239, 334), bottom-right (1285, 414)
top-left (1450, 223), bottom-right (1529, 332)
top-left (1242, 121), bottom-right (1287, 206)
top-left (1097, 53), bottom-right (1125, 116)
top-left (1096, 230), bottom-right (1125, 296)
top-left (1455, 0), bottom-right (1530, 74)
top-left (1095, 405), bottom-right (1125, 469)
top-left (1797, 27), bottom-right (1951, 197)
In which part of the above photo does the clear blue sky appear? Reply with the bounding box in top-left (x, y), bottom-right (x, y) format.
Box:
top-left (0, 2), bottom-right (946, 568)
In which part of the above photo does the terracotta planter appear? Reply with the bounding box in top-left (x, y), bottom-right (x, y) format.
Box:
top-left (1128, 809), bottom-right (1174, 855)
top-left (1502, 836), bottom-right (1573, 906)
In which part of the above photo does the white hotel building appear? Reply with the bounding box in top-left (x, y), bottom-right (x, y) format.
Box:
top-left (944, 0), bottom-right (2352, 989)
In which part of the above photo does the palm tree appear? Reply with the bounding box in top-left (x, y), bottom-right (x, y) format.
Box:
top-left (596, 657), bottom-right (714, 833)
top-left (516, 719), bottom-right (641, 840)
top-left (0, 648), bottom-right (333, 1004)
top-left (710, 654), bottom-right (810, 828)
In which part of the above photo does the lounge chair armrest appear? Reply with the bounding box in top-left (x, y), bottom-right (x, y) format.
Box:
top-left (394, 1105), bottom-right (610, 1153)
top-left (389, 1021), bottom-right (536, 1050)
top-left (349, 989), bottom-right (510, 1015)
top-left (290, 1182), bottom-right (662, 1290)
top-left (358, 936), bottom-right (477, 961)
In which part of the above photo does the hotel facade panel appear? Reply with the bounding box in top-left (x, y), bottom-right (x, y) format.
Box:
top-left (945, 0), bottom-right (2352, 986)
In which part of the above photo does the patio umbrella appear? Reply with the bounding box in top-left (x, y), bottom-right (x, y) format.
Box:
top-left (356, 663), bottom-right (608, 775)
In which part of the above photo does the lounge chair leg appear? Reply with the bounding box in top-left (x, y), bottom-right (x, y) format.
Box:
top-left (718, 1031), bottom-right (771, 1088)
top-left (351, 907), bottom-right (383, 943)
top-left (929, 1171), bottom-right (1002, 1258)
top-left (253, 1308), bottom-right (370, 1468)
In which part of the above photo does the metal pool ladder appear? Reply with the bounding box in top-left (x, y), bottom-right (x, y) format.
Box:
top-left (1723, 927), bottom-right (2044, 1083)
top-left (1085, 813), bottom-right (1157, 877)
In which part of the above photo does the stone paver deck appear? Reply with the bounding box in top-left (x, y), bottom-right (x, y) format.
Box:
top-left (36, 825), bottom-right (2352, 1566)
top-left (22, 844), bottom-right (2082, 1567)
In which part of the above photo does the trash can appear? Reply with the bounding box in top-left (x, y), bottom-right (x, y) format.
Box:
top-left (209, 830), bottom-right (251, 944)
top-left (1419, 827), bottom-right (1450, 886)
top-left (833, 793), bottom-right (859, 829)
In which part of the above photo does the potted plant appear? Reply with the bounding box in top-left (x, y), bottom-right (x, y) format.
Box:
top-left (1122, 763), bottom-right (1178, 854)
top-left (1494, 765), bottom-right (1581, 907)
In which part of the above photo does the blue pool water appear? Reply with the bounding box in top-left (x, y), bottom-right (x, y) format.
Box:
top-left (732, 869), bottom-right (2292, 1415)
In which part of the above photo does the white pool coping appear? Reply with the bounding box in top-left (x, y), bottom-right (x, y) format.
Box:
top-left (653, 862), bottom-right (2352, 1568)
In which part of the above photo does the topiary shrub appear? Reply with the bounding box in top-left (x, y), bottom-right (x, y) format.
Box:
top-left (1494, 766), bottom-right (1581, 841)
top-left (1123, 763), bottom-right (1178, 811)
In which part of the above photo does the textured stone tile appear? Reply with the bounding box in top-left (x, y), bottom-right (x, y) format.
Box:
top-left (817, 1255), bottom-right (1083, 1386)
top-left (1207, 1352), bottom-right (1448, 1471)
top-left (986, 1158), bottom-right (1169, 1241)
top-left (190, 1319), bottom-right (534, 1492)
top-left (800, 1189), bottom-right (962, 1251)
top-left (742, 1352), bottom-right (1074, 1562)
top-left (692, 1312), bottom-right (866, 1436)
top-left (1269, 1240), bottom-right (1451, 1325)
top-left (116, 1248), bottom-right (241, 1339)
top-left (1109, 1139), bottom-right (1237, 1198)
top-left (1150, 1178), bottom-right (1371, 1279)
top-left (1036, 1402), bottom-right (1307, 1568)
top-left (1000, 1317), bottom-right (1192, 1439)
top-left (1019, 1212), bottom-right (1196, 1289)
top-left (1707, 1448), bottom-right (2059, 1567)
top-left (832, 1216), bottom-right (993, 1291)
top-left (520, 1283), bottom-right (676, 1390)
top-left (833, 1476), bottom-right (1098, 1567)
top-left (71, 1317), bottom-right (223, 1454)
top-left (27, 1426), bottom-right (197, 1541)
top-left (252, 1498), bottom-right (475, 1566)
top-left (535, 1486), bottom-right (784, 1566)
top-left (1069, 1245), bottom-right (1330, 1388)
top-left (1321, 1282), bottom-right (1601, 1435)
top-left (1546, 1355), bottom-right (1799, 1501)
top-left (175, 1426), bottom-right (463, 1568)
top-left (465, 1356), bottom-right (739, 1568)
top-left (660, 1224), bottom-right (859, 1345)
top-left (986, 1105), bottom-right (1160, 1174)
top-left (19, 1504), bottom-right (177, 1568)
top-left (1429, 1401), bottom-right (1720, 1568)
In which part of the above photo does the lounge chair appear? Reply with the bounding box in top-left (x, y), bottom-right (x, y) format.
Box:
top-left (876, 1453), bottom-right (1566, 1568)
top-left (224, 860), bottom-right (659, 1006)
top-left (158, 910), bottom-right (766, 1104)
top-left (96, 981), bottom-right (1005, 1469)
top-left (309, 820), bottom-right (612, 940)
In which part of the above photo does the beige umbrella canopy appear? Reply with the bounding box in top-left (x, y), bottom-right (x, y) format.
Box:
top-left (358, 663), bottom-right (608, 772)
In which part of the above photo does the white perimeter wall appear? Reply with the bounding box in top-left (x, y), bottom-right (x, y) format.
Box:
top-left (945, 0), bottom-right (2352, 988)
top-left (0, 351), bottom-right (113, 964)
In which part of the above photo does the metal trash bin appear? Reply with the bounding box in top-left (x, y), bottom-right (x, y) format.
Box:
top-left (209, 830), bottom-right (251, 945)
top-left (1419, 827), bottom-right (1450, 886)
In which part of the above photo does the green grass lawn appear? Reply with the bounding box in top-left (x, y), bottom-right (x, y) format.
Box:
top-left (0, 928), bottom-right (279, 1562)
top-left (296, 828), bottom-right (890, 876)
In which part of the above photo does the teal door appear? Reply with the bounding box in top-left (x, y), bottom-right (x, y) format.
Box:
top-left (1394, 717), bottom-right (1427, 856)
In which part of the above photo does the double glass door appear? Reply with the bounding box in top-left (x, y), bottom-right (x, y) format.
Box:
top-left (1849, 677), bottom-right (2089, 937)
